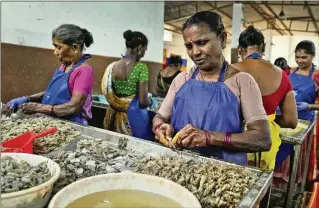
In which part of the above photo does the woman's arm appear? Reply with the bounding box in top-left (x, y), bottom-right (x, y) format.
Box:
top-left (138, 81), bottom-right (149, 108)
top-left (21, 92), bottom-right (87, 116)
top-left (275, 91), bottom-right (298, 128)
top-left (27, 91), bottom-right (46, 102)
top-left (22, 65), bottom-right (93, 117)
top-left (176, 121), bottom-right (270, 152)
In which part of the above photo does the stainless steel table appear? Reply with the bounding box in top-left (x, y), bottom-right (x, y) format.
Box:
top-left (279, 119), bottom-right (315, 208)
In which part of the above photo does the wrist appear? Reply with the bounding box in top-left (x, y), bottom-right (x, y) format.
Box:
top-left (25, 96), bottom-right (30, 103)
top-left (204, 130), bottom-right (210, 146)
top-left (153, 122), bottom-right (164, 133)
top-left (307, 104), bottom-right (312, 111)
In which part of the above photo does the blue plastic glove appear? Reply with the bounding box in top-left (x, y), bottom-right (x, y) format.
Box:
top-left (296, 102), bottom-right (309, 111)
top-left (150, 98), bottom-right (158, 108)
top-left (7, 96), bottom-right (29, 110)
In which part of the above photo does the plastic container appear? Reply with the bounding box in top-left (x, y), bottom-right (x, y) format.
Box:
top-left (1, 153), bottom-right (61, 208)
top-left (2, 127), bottom-right (57, 153)
top-left (49, 172), bottom-right (201, 208)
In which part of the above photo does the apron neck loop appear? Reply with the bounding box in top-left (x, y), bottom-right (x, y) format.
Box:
top-left (121, 54), bottom-right (135, 60)
top-left (293, 64), bottom-right (315, 77)
top-left (65, 54), bottom-right (91, 73)
top-left (245, 52), bottom-right (262, 60)
top-left (191, 61), bottom-right (228, 82)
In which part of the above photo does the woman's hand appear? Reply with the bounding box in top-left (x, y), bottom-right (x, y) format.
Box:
top-left (21, 102), bottom-right (42, 114)
top-left (174, 124), bottom-right (208, 148)
top-left (7, 96), bottom-right (29, 110)
top-left (296, 102), bottom-right (309, 111)
top-left (154, 123), bottom-right (174, 147)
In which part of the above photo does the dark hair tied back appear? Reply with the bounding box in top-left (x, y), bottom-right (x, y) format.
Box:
top-left (123, 29), bottom-right (148, 49)
top-left (52, 24), bottom-right (94, 51)
top-left (238, 25), bottom-right (265, 52)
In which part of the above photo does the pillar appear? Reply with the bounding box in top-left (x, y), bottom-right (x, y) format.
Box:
top-left (230, 3), bottom-right (244, 64)
top-left (263, 29), bottom-right (273, 62)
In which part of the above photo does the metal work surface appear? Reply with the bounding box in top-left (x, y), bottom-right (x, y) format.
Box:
top-left (280, 119), bottom-right (314, 144)
top-left (55, 119), bottom-right (273, 208)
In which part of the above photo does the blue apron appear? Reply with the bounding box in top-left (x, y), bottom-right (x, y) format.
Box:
top-left (127, 96), bottom-right (155, 140)
top-left (121, 55), bottom-right (154, 140)
top-left (171, 62), bottom-right (247, 165)
top-left (275, 65), bottom-right (316, 169)
top-left (290, 65), bottom-right (316, 122)
top-left (41, 54), bottom-right (92, 125)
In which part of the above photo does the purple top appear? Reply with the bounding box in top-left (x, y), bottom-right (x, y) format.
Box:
top-left (59, 64), bottom-right (93, 119)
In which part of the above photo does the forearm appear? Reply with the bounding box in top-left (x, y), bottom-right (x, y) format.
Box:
top-left (207, 123), bottom-right (271, 152)
top-left (308, 103), bottom-right (319, 111)
top-left (51, 102), bottom-right (82, 117)
top-left (27, 91), bottom-right (45, 103)
top-left (275, 115), bottom-right (295, 128)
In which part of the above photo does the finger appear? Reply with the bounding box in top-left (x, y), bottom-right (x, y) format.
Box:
top-left (159, 136), bottom-right (170, 147)
top-left (165, 126), bottom-right (174, 140)
top-left (181, 132), bottom-right (196, 148)
top-left (155, 129), bottom-right (165, 141)
top-left (179, 126), bottom-right (196, 140)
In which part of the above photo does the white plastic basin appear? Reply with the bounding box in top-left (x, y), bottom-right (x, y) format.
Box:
top-left (1, 153), bottom-right (61, 208)
top-left (49, 172), bottom-right (201, 208)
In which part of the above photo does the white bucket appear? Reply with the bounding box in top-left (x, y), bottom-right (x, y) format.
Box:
top-left (49, 172), bottom-right (201, 208)
top-left (1, 153), bottom-right (61, 208)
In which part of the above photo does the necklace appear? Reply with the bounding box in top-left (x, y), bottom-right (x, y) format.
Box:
top-left (199, 64), bottom-right (229, 82)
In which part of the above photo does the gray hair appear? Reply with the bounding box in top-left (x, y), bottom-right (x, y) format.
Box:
top-left (52, 24), bottom-right (94, 51)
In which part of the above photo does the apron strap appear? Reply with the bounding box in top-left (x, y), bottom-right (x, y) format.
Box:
top-left (192, 61), bottom-right (228, 82)
top-left (245, 52), bottom-right (262, 60)
top-left (309, 64), bottom-right (315, 77)
top-left (292, 65), bottom-right (315, 76)
top-left (218, 61), bottom-right (228, 82)
top-left (68, 54), bottom-right (92, 73)
top-left (191, 68), bottom-right (200, 79)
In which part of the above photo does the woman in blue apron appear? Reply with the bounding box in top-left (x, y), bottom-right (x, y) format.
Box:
top-left (101, 30), bottom-right (154, 140)
top-left (7, 24), bottom-right (94, 125)
top-left (274, 40), bottom-right (319, 182)
top-left (153, 11), bottom-right (271, 165)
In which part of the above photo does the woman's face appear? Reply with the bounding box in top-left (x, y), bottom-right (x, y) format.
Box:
top-left (295, 49), bottom-right (313, 69)
top-left (52, 38), bottom-right (78, 64)
top-left (183, 24), bottom-right (224, 71)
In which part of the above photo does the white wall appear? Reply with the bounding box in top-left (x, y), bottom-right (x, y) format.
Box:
top-left (1, 2), bottom-right (164, 63)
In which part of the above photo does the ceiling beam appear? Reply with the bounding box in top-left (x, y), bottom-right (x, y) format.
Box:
top-left (165, 3), bottom-right (233, 23)
top-left (263, 4), bottom-right (293, 35)
top-left (165, 2), bottom-right (196, 23)
top-left (268, 28), bottom-right (319, 34)
top-left (252, 2), bottom-right (319, 6)
top-left (305, 1), bottom-right (319, 34)
top-left (203, 1), bottom-right (232, 20)
top-left (248, 4), bottom-right (285, 35)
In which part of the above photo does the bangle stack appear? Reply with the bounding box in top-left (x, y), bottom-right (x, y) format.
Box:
top-left (204, 130), bottom-right (210, 145)
top-left (224, 133), bottom-right (232, 146)
top-left (153, 122), bottom-right (164, 133)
